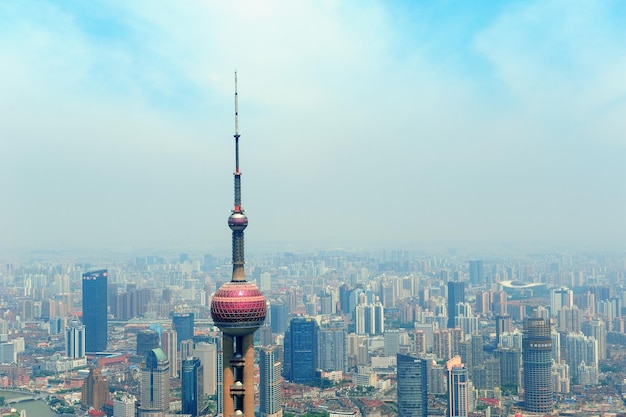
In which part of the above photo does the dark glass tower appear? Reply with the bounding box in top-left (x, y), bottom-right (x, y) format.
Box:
top-left (137, 329), bottom-right (160, 358)
top-left (522, 317), bottom-right (553, 413)
top-left (172, 312), bottom-right (195, 348)
top-left (397, 353), bottom-right (428, 417)
top-left (182, 356), bottom-right (203, 417)
top-left (447, 281), bottom-right (465, 329)
top-left (82, 269), bottom-right (108, 352)
top-left (284, 316), bottom-right (319, 383)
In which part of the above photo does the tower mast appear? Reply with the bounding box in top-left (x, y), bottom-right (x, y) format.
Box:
top-left (229, 71), bottom-right (248, 282)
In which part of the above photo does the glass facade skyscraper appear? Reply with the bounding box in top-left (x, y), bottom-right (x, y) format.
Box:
top-left (172, 312), bottom-right (194, 348)
top-left (397, 353), bottom-right (428, 417)
top-left (182, 356), bottom-right (203, 417)
top-left (82, 269), bottom-right (108, 352)
top-left (447, 281), bottom-right (465, 329)
top-left (284, 316), bottom-right (319, 383)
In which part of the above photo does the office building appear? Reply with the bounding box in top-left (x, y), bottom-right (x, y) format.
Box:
top-left (81, 367), bottom-right (109, 411)
top-left (172, 312), bottom-right (194, 348)
top-left (193, 342), bottom-right (217, 396)
top-left (161, 329), bottom-right (178, 378)
top-left (65, 316), bottom-right (85, 359)
top-left (447, 281), bottom-right (465, 329)
top-left (550, 287), bottom-right (573, 316)
top-left (495, 315), bottom-right (512, 346)
top-left (522, 317), bottom-right (553, 413)
top-left (397, 353), bottom-right (428, 417)
top-left (447, 357), bottom-right (469, 417)
top-left (138, 348), bottom-right (170, 417)
top-left (113, 394), bottom-right (136, 417)
top-left (209, 75), bottom-right (267, 417)
top-left (469, 260), bottom-right (484, 286)
top-left (182, 356), bottom-right (203, 417)
top-left (137, 329), bottom-right (160, 358)
top-left (82, 269), bottom-right (108, 352)
top-left (260, 345), bottom-right (283, 417)
top-left (284, 316), bottom-right (319, 383)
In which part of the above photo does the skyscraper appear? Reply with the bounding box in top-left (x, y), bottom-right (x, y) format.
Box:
top-left (447, 281), bottom-right (465, 329)
top-left (137, 329), bottom-right (160, 358)
top-left (210, 74), bottom-right (267, 417)
top-left (397, 353), bottom-right (428, 417)
top-left (65, 316), bottom-right (85, 359)
top-left (81, 367), bottom-right (109, 410)
top-left (522, 317), bottom-right (553, 413)
top-left (172, 312), bottom-right (194, 348)
top-left (284, 316), bottom-right (319, 383)
top-left (469, 260), bottom-right (484, 286)
top-left (193, 342), bottom-right (217, 397)
top-left (447, 356), bottom-right (469, 417)
top-left (161, 329), bottom-right (178, 378)
top-left (260, 345), bottom-right (283, 417)
top-left (182, 356), bottom-right (203, 417)
top-left (82, 269), bottom-right (108, 352)
top-left (138, 348), bottom-right (170, 417)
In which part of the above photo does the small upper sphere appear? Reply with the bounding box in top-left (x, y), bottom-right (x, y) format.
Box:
top-left (211, 281), bottom-right (267, 336)
top-left (228, 213), bottom-right (248, 231)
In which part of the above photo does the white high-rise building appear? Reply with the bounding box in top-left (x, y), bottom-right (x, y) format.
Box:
top-left (161, 329), bottom-right (178, 378)
top-left (65, 317), bottom-right (85, 359)
top-left (193, 342), bottom-right (217, 396)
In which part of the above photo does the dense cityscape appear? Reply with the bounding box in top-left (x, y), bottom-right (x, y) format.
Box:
top-left (1, 246), bottom-right (626, 417)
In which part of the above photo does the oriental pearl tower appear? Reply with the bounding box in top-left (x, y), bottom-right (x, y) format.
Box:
top-left (210, 73), bottom-right (267, 417)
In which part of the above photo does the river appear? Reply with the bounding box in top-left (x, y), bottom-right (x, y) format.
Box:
top-left (0, 390), bottom-right (57, 417)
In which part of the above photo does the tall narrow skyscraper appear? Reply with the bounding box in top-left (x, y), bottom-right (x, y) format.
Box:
top-left (182, 356), bottom-right (203, 417)
top-left (447, 357), bottom-right (469, 417)
top-left (82, 269), bottom-right (108, 352)
top-left (172, 312), bottom-right (194, 348)
top-left (469, 260), bottom-right (484, 286)
top-left (138, 348), bottom-right (170, 417)
top-left (210, 73), bottom-right (267, 417)
top-left (447, 281), bottom-right (465, 329)
top-left (397, 353), bottom-right (428, 417)
top-left (161, 329), bottom-right (178, 378)
top-left (65, 316), bottom-right (85, 359)
top-left (522, 317), bottom-right (553, 413)
top-left (260, 345), bottom-right (283, 417)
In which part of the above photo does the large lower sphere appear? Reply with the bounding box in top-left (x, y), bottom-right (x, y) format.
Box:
top-left (211, 281), bottom-right (267, 335)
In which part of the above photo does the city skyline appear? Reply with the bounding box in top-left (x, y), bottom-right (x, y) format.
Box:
top-left (1, 1), bottom-right (626, 251)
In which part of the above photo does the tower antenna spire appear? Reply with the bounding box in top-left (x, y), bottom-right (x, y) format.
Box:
top-left (229, 71), bottom-right (247, 281)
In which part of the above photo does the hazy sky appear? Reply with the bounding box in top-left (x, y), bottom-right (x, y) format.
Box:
top-left (1, 0), bottom-right (625, 252)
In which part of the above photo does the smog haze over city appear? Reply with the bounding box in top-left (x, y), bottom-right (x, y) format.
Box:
top-left (1, 1), bottom-right (625, 254)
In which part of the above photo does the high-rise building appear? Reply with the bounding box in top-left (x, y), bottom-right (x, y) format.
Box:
top-left (161, 329), bottom-right (178, 378)
top-left (495, 315), bottom-right (512, 346)
top-left (550, 287), bottom-right (573, 316)
top-left (82, 269), bottom-right (108, 352)
top-left (318, 320), bottom-right (347, 372)
top-left (81, 367), bottom-right (109, 410)
top-left (137, 329), bottom-right (160, 358)
top-left (447, 356), bottom-right (469, 417)
top-left (138, 348), bottom-right (170, 417)
top-left (182, 356), bottom-right (203, 417)
top-left (447, 281), bottom-right (465, 329)
top-left (582, 319), bottom-right (607, 360)
top-left (172, 312), bottom-right (194, 348)
top-left (209, 74), bottom-right (267, 417)
top-left (496, 347), bottom-right (521, 390)
top-left (284, 316), bottom-right (319, 383)
top-left (469, 261), bottom-right (484, 286)
top-left (113, 394), bottom-right (136, 417)
top-left (522, 317), bottom-right (553, 413)
top-left (65, 316), bottom-right (85, 359)
top-left (397, 353), bottom-right (428, 417)
top-left (260, 345), bottom-right (283, 417)
top-left (194, 342), bottom-right (217, 396)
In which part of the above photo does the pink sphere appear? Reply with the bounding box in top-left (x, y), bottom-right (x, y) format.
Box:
top-left (211, 281), bottom-right (267, 335)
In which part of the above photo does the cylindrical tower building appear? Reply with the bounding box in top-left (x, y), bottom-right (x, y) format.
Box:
top-left (522, 317), bottom-right (553, 413)
top-left (210, 74), bottom-right (267, 417)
